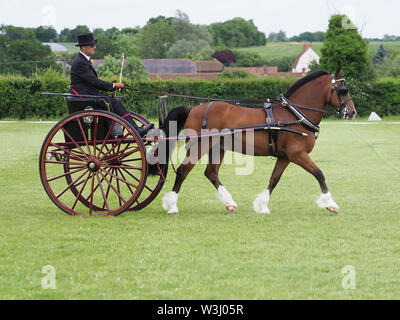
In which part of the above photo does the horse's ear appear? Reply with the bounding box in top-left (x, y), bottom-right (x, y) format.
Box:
top-left (334, 67), bottom-right (342, 78)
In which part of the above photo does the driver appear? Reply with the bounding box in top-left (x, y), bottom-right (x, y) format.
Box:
top-left (70, 33), bottom-right (153, 136)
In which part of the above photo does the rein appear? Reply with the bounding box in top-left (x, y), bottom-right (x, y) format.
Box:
top-left (124, 86), bottom-right (334, 114)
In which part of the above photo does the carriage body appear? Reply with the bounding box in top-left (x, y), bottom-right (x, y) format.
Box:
top-left (39, 93), bottom-right (167, 216)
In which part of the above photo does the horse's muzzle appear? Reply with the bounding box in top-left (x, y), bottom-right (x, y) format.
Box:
top-left (347, 110), bottom-right (357, 120)
top-left (341, 107), bottom-right (357, 120)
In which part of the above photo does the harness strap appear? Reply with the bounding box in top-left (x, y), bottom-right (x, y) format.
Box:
top-left (279, 95), bottom-right (320, 133)
top-left (263, 102), bottom-right (278, 156)
top-left (201, 101), bottom-right (216, 129)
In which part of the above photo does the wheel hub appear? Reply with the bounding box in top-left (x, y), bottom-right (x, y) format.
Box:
top-left (87, 159), bottom-right (100, 172)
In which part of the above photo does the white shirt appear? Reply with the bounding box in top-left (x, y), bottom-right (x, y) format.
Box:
top-left (80, 51), bottom-right (91, 61)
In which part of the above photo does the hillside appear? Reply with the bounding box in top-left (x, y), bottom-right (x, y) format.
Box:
top-left (235, 41), bottom-right (400, 61)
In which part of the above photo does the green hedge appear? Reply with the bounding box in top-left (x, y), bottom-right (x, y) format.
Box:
top-left (0, 74), bottom-right (399, 119)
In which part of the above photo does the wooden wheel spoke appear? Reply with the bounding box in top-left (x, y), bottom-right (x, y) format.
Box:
top-left (76, 118), bottom-right (93, 158)
top-left (100, 167), bottom-right (138, 189)
top-left (116, 168), bottom-right (135, 196)
top-left (56, 170), bottom-right (89, 199)
top-left (99, 131), bottom-right (131, 161)
top-left (48, 143), bottom-right (86, 162)
top-left (95, 172), bottom-right (110, 211)
top-left (47, 166), bottom-right (86, 182)
top-left (102, 147), bottom-right (139, 163)
top-left (92, 116), bottom-right (98, 157)
top-left (97, 121), bottom-right (116, 157)
top-left (101, 164), bottom-right (143, 171)
top-left (60, 126), bottom-right (90, 160)
top-left (71, 172), bottom-right (92, 211)
top-left (45, 160), bottom-right (84, 165)
top-left (119, 167), bottom-right (150, 191)
top-left (97, 169), bottom-right (127, 204)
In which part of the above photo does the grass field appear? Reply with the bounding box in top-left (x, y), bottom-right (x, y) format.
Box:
top-left (0, 119), bottom-right (400, 299)
top-left (235, 41), bottom-right (400, 61)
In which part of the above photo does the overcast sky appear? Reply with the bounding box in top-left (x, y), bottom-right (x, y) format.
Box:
top-left (1, 0), bottom-right (399, 39)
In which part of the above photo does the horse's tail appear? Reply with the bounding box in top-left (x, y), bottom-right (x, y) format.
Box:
top-left (148, 106), bottom-right (192, 175)
top-left (160, 105), bottom-right (192, 137)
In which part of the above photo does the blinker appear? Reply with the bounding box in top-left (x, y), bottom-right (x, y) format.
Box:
top-left (338, 82), bottom-right (349, 96)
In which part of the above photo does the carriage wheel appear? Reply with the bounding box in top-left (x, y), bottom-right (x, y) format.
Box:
top-left (39, 110), bottom-right (147, 216)
top-left (127, 112), bottom-right (168, 211)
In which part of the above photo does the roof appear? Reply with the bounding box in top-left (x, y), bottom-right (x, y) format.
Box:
top-left (194, 60), bottom-right (224, 73)
top-left (43, 43), bottom-right (68, 52)
top-left (141, 59), bottom-right (197, 74)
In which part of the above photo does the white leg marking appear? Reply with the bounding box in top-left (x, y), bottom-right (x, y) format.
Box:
top-left (217, 185), bottom-right (237, 211)
top-left (253, 189), bottom-right (270, 214)
top-left (162, 191), bottom-right (179, 214)
top-left (316, 192), bottom-right (339, 210)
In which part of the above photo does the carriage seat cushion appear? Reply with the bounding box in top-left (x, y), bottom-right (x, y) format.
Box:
top-left (65, 96), bottom-right (110, 114)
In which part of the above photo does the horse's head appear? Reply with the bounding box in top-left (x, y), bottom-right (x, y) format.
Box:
top-left (326, 69), bottom-right (357, 120)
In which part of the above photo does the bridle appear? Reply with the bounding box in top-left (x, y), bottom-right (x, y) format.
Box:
top-left (328, 73), bottom-right (353, 118)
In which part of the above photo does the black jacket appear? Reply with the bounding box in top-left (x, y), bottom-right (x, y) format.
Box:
top-left (70, 52), bottom-right (114, 95)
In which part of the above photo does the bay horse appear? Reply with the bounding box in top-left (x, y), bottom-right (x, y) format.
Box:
top-left (159, 69), bottom-right (357, 215)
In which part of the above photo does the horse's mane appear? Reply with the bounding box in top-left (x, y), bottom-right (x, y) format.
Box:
top-left (284, 70), bottom-right (329, 98)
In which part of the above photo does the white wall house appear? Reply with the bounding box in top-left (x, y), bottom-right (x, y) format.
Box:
top-left (292, 43), bottom-right (320, 73)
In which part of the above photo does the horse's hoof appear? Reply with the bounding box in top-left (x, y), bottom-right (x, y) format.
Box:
top-left (226, 205), bottom-right (237, 213)
top-left (167, 210), bottom-right (178, 215)
top-left (326, 206), bottom-right (339, 213)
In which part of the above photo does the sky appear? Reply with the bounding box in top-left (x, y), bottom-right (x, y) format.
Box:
top-left (0, 0), bottom-right (399, 39)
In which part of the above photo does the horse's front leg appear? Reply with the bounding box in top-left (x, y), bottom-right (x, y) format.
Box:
top-left (290, 152), bottom-right (339, 213)
top-left (253, 157), bottom-right (289, 214)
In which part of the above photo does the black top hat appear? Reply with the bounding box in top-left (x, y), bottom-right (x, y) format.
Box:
top-left (75, 33), bottom-right (97, 47)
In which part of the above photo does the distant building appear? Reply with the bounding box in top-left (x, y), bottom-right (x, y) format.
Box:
top-left (42, 43), bottom-right (68, 52)
top-left (142, 59), bottom-right (224, 80)
top-left (292, 43), bottom-right (320, 73)
top-left (142, 59), bottom-right (197, 74)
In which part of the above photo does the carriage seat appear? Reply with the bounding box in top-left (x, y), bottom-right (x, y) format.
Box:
top-left (64, 95), bottom-right (111, 114)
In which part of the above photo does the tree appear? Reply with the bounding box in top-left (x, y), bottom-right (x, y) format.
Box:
top-left (268, 30), bottom-right (287, 42)
top-left (113, 34), bottom-right (139, 58)
top-left (231, 50), bottom-right (267, 67)
top-left (373, 44), bottom-right (390, 64)
top-left (105, 27), bottom-right (121, 40)
top-left (208, 18), bottom-right (266, 48)
top-left (60, 25), bottom-right (90, 42)
top-left (35, 26), bottom-right (58, 42)
top-left (289, 31), bottom-right (324, 42)
top-left (93, 33), bottom-right (118, 59)
top-left (0, 25), bottom-right (36, 40)
top-left (320, 14), bottom-right (368, 78)
top-left (166, 10), bottom-right (213, 59)
top-left (136, 20), bottom-right (176, 58)
top-left (97, 55), bottom-right (149, 81)
top-left (0, 38), bottom-right (57, 75)
top-left (167, 39), bottom-right (212, 59)
top-left (375, 56), bottom-right (400, 77)
top-left (212, 50), bottom-right (236, 66)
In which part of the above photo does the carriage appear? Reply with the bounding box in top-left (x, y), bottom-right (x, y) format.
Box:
top-left (39, 70), bottom-right (356, 216)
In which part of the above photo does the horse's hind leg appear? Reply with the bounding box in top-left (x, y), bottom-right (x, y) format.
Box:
top-left (253, 157), bottom-right (289, 214)
top-left (290, 152), bottom-right (339, 213)
top-left (204, 147), bottom-right (237, 213)
top-left (162, 140), bottom-right (209, 215)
